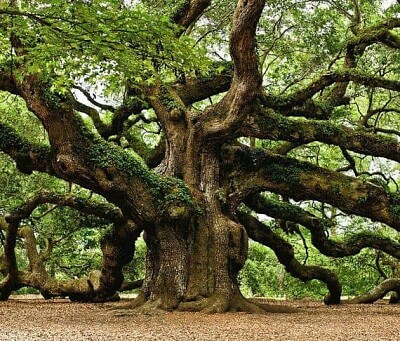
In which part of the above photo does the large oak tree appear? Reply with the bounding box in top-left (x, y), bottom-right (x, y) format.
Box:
top-left (1, 0), bottom-right (400, 312)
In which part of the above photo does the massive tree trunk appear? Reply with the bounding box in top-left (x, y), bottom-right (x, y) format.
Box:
top-left (130, 123), bottom-right (251, 312)
top-left (134, 208), bottom-right (252, 313)
top-left (119, 0), bottom-right (267, 312)
top-left (2, 0), bottom-right (400, 313)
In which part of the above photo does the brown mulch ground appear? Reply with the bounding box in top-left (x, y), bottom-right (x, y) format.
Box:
top-left (0, 297), bottom-right (399, 340)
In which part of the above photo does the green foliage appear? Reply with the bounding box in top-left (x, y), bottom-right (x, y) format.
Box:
top-left (240, 224), bottom-right (392, 300)
top-left (0, 0), bottom-right (210, 96)
top-left (1, 0), bottom-right (400, 302)
top-left (122, 237), bottom-right (146, 284)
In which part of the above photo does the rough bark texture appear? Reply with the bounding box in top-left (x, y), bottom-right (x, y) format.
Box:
top-left (1, 0), bottom-right (400, 312)
top-left (0, 195), bottom-right (141, 302)
top-left (350, 279), bottom-right (400, 304)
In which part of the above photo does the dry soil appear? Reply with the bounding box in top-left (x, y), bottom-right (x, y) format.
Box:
top-left (0, 297), bottom-right (399, 340)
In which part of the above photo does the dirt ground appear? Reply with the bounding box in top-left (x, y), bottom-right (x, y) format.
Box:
top-left (0, 296), bottom-right (399, 341)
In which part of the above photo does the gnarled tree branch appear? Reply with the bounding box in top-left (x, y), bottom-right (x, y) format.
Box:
top-left (246, 195), bottom-right (400, 259)
top-left (241, 110), bottom-right (400, 163)
top-left (205, 0), bottom-right (265, 141)
top-left (222, 145), bottom-right (400, 232)
top-left (237, 210), bottom-right (342, 304)
top-left (6, 190), bottom-right (124, 225)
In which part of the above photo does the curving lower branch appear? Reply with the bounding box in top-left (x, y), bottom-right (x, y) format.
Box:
top-left (237, 210), bottom-right (342, 304)
top-left (0, 201), bottom-right (141, 302)
top-left (350, 278), bottom-right (400, 304)
top-left (6, 190), bottom-right (124, 225)
top-left (246, 195), bottom-right (400, 259)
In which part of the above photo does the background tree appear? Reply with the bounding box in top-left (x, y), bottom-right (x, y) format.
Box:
top-left (1, 0), bottom-right (400, 312)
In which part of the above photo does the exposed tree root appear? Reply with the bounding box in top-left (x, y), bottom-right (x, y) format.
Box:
top-left (350, 278), bottom-right (400, 304)
top-left (111, 293), bottom-right (171, 316)
top-left (389, 292), bottom-right (399, 304)
top-left (177, 293), bottom-right (300, 314)
top-left (108, 291), bottom-right (299, 315)
top-left (177, 294), bottom-right (231, 313)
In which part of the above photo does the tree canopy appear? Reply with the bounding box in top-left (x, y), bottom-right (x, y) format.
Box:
top-left (1, 0), bottom-right (400, 312)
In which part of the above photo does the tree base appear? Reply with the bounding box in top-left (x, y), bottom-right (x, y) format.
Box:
top-left (111, 292), bottom-right (299, 315)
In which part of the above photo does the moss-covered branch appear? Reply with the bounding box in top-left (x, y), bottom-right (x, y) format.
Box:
top-left (0, 121), bottom-right (52, 174)
top-left (247, 195), bottom-right (400, 259)
top-left (7, 72), bottom-right (196, 224)
top-left (237, 210), bottom-right (342, 304)
top-left (6, 190), bottom-right (124, 225)
top-left (347, 18), bottom-right (400, 50)
top-left (223, 145), bottom-right (400, 232)
top-left (242, 110), bottom-right (400, 163)
top-left (350, 278), bottom-right (400, 304)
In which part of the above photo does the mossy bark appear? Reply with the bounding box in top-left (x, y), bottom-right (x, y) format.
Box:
top-left (0, 220), bottom-right (139, 302)
top-left (350, 279), bottom-right (400, 304)
top-left (126, 131), bottom-right (253, 312)
top-left (133, 214), bottom-right (251, 313)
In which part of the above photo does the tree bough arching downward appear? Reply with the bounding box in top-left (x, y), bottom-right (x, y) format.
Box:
top-left (0, 0), bottom-right (400, 312)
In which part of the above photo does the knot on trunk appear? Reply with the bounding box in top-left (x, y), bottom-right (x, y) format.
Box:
top-left (55, 154), bottom-right (76, 175)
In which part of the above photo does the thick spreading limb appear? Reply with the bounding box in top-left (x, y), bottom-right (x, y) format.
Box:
top-left (4, 74), bottom-right (193, 223)
top-left (241, 110), bottom-right (400, 163)
top-left (247, 195), bottom-right (400, 259)
top-left (223, 145), bottom-right (400, 232)
top-left (205, 0), bottom-right (265, 140)
top-left (172, 71), bottom-right (232, 106)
